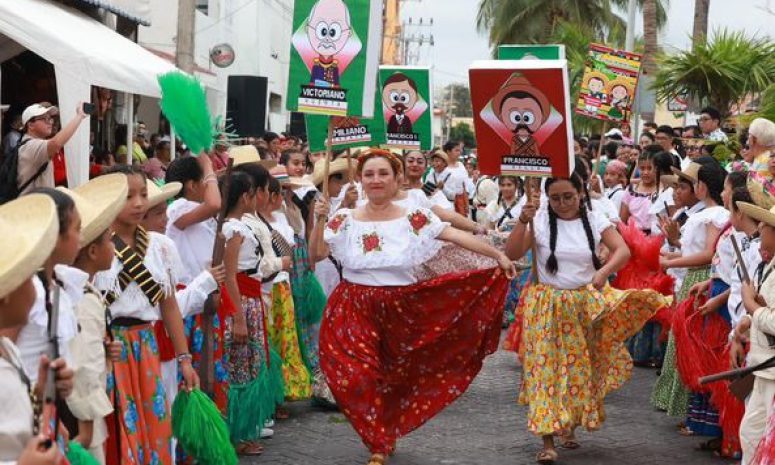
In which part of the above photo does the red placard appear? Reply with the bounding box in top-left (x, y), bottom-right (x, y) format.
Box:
top-left (469, 60), bottom-right (574, 178)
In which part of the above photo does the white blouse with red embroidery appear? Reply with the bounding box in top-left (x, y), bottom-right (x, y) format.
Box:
top-left (324, 207), bottom-right (449, 286)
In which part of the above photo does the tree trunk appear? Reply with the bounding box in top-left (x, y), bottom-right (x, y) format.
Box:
top-left (692, 0), bottom-right (710, 46)
top-left (642, 0), bottom-right (658, 75)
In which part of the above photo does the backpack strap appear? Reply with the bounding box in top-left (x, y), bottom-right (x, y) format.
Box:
top-left (15, 139), bottom-right (48, 193)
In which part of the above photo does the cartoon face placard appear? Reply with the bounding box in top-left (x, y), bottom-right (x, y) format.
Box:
top-left (305, 107), bottom-right (386, 152)
top-left (497, 44), bottom-right (565, 60)
top-left (575, 43), bottom-right (642, 123)
top-left (286, 0), bottom-right (382, 117)
top-left (379, 66), bottom-right (432, 151)
top-left (469, 60), bottom-right (574, 178)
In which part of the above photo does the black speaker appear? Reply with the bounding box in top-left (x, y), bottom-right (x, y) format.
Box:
top-left (289, 112), bottom-right (306, 139)
top-left (227, 75), bottom-right (268, 137)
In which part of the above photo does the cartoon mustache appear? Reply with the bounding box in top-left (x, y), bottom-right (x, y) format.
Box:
top-left (392, 103), bottom-right (407, 113)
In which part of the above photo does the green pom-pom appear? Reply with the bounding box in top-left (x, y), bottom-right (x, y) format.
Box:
top-left (292, 272), bottom-right (327, 326)
top-left (157, 71), bottom-right (214, 156)
top-left (172, 389), bottom-right (237, 465)
top-left (66, 441), bottom-right (100, 465)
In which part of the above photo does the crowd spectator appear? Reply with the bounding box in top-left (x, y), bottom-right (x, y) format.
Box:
top-left (1, 113), bottom-right (22, 161)
top-left (698, 107), bottom-right (728, 142)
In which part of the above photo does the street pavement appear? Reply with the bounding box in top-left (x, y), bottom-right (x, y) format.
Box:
top-left (243, 341), bottom-right (727, 465)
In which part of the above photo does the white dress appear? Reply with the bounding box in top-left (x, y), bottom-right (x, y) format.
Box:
top-left (166, 198), bottom-right (216, 285)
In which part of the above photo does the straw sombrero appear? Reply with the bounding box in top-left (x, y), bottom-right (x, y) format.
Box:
top-left (310, 157), bottom-right (357, 187)
top-left (58, 174), bottom-right (129, 247)
top-left (147, 180), bottom-right (182, 209)
top-left (737, 201), bottom-right (775, 228)
top-left (430, 150), bottom-right (449, 164)
top-left (671, 162), bottom-right (701, 184)
top-left (660, 174), bottom-right (679, 189)
top-left (748, 173), bottom-right (775, 210)
top-left (269, 165), bottom-right (315, 189)
top-left (229, 145), bottom-right (277, 170)
top-left (0, 194), bottom-right (59, 299)
top-left (491, 75), bottom-right (551, 123)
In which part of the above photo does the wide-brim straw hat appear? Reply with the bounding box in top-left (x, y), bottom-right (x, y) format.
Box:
top-left (660, 174), bottom-right (679, 188)
top-left (430, 150), bottom-right (449, 164)
top-left (0, 194), bottom-right (59, 299)
top-left (310, 157), bottom-right (357, 188)
top-left (269, 165), bottom-right (315, 189)
top-left (737, 201), bottom-right (775, 228)
top-left (58, 173), bottom-right (129, 247)
top-left (671, 162), bottom-right (701, 184)
top-left (748, 172), bottom-right (775, 211)
top-left (147, 180), bottom-right (182, 209)
top-left (229, 145), bottom-right (277, 170)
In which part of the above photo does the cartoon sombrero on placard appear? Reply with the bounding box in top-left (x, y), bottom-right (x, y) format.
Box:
top-left (490, 75), bottom-right (551, 124)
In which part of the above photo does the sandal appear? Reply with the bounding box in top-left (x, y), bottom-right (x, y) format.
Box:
top-left (560, 439), bottom-right (581, 449)
top-left (536, 449), bottom-right (558, 464)
top-left (275, 407), bottom-right (290, 420)
top-left (678, 426), bottom-right (695, 436)
top-left (235, 441), bottom-right (264, 456)
top-left (367, 453), bottom-right (386, 465)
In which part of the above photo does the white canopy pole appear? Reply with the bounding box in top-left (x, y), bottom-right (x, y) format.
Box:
top-left (56, 67), bottom-right (91, 187)
top-left (127, 92), bottom-right (134, 163)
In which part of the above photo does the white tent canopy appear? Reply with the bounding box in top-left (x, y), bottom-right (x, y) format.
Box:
top-left (0, 0), bottom-right (177, 186)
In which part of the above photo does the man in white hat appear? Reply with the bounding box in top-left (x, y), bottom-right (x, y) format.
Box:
top-left (17, 102), bottom-right (88, 195)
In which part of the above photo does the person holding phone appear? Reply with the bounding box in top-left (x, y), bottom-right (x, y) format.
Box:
top-left (16, 102), bottom-right (89, 194)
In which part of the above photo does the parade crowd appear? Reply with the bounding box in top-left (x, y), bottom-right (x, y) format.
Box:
top-left (4, 100), bottom-right (775, 465)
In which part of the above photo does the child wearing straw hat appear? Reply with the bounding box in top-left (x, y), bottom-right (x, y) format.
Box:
top-left (57, 174), bottom-right (128, 465)
top-left (94, 165), bottom-right (199, 465)
top-left (0, 194), bottom-right (74, 465)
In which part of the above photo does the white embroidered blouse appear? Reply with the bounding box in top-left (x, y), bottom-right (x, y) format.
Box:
top-left (324, 207), bottom-right (448, 286)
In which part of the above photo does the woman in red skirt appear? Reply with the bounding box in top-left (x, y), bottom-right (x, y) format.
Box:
top-left (310, 149), bottom-right (515, 465)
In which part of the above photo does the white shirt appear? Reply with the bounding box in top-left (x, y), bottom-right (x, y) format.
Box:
top-left (748, 260), bottom-right (775, 379)
top-left (446, 162), bottom-right (471, 197)
top-left (605, 184), bottom-right (626, 213)
top-left (268, 211), bottom-right (296, 284)
top-left (591, 196), bottom-right (621, 223)
top-left (0, 338), bottom-right (34, 464)
top-left (648, 187), bottom-right (676, 233)
top-left (680, 206), bottom-right (729, 256)
top-left (16, 266), bottom-right (85, 383)
top-left (533, 208), bottom-right (613, 290)
top-left (718, 231), bottom-right (762, 328)
top-left (95, 232), bottom-right (182, 322)
top-left (243, 213), bottom-right (285, 291)
top-left (485, 198), bottom-right (521, 230)
top-left (324, 208), bottom-right (448, 286)
top-left (222, 219), bottom-right (262, 275)
top-left (166, 198), bottom-right (216, 285)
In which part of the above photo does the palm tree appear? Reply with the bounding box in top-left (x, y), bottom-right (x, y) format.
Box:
top-left (477, 0), bottom-right (667, 50)
top-left (653, 30), bottom-right (775, 117)
top-left (693, 0), bottom-right (711, 46)
top-left (640, 0), bottom-right (659, 74)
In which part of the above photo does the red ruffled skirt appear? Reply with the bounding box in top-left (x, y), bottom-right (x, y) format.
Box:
top-left (319, 268), bottom-right (509, 454)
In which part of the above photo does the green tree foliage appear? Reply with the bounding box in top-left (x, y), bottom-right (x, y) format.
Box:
top-left (653, 30), bottom-right (775, 117)
top-left (450, 122), bottom-right (477, 148)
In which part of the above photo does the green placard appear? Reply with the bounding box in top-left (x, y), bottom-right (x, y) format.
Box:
top-left (305, 98), bottom-right (386, 152)
top-left (378, 66), bottom-right (433, 151)
top-left (497, 45), bottom-right (566, 60)
top-left (286, 0), bottom-right (383, 117)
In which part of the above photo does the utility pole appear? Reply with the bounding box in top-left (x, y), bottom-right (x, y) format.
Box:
top-left (445, 84), bottom-right (455, 141)
top-left (176, 0), bottom-right (196, 73)
top-left (400, 16), bottom-right (434, 65)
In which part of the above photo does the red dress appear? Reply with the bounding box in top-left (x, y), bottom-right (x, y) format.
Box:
top-left (319, 208), bottom-right (509, 454)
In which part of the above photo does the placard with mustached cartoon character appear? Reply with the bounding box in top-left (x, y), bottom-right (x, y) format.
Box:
top-left (575, 43), bottom-right (642, 123)
top-left (286, 0), bottom-right (383, 117)
top-left (469, 60), bottom-right (574, 178)
top-left (379, 66), bottom-right (432, 151)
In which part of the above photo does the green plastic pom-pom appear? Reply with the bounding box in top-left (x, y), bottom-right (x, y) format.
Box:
top-left (66, 441), bottom-right (100, 465)
top-left (157, 71), bottom-right (214, 156)
top-left (172, 389), bottom-right (237, 465)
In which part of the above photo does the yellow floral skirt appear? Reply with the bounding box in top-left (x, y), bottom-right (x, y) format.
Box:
top-left (517, 283), bottom-right (669, 436)
top-left (265, 281), bottom-right (312, 401)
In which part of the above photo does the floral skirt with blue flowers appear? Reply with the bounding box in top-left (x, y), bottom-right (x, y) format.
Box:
top-left (183, 313), bottom-right (229, 413)
top-left (106, 322), bottom-right (172, 465)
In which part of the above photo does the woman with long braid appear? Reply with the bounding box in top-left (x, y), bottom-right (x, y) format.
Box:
top-left (505, 173), bottom-right (669, 464)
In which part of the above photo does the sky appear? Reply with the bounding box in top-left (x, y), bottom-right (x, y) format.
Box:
top-left (402, 0), bottom-right (775, 88)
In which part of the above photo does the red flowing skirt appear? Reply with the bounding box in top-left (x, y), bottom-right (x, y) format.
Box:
top-left (319, 268), bottom-right (509, 454)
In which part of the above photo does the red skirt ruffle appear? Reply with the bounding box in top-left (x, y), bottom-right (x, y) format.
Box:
top-left (319, 268), bottom-right (509, 454)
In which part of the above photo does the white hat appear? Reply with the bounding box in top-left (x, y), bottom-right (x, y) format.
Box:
top-left (0, 194), bottom-right (59, 299)
top-left (57, 174), bottom-right (129, 247)
top-left (605, 128), bottom-right (623, 138)
top-left (21, 103), bottom-right (58, 126)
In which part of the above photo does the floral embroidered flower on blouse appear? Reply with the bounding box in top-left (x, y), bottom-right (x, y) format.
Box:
top-left (327, 214), bottom-right (348, 233)
top-left (408, 210), bottom-right (430, 235)
top-left (361, 231), bottom-right (382, 253)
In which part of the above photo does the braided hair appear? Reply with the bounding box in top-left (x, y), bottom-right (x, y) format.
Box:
top-left (544, 173), bottom-right (603, 275)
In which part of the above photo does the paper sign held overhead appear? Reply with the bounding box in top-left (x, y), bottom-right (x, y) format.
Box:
top-left (575, 43), bottom-right (642, 123)
top-left (286, 0), bottom-right (383, 117)
top-left (497, 44), bottom-right (566, 60)
top-left (379, 66), bottom-right (433, 151)
top-left (469, 60), bottom-right (574, 178)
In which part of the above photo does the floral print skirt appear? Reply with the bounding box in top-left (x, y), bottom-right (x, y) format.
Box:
top-left (320, 268), bottom-right (509, 454)
top-left (516, 284), bottom-right (668, 436)
top-left (266, 281), bottom-right (312, 400)
top-left (182, 313), bottom-right (229, 413)
top-left (106, 323), bottom-right (172, 465)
